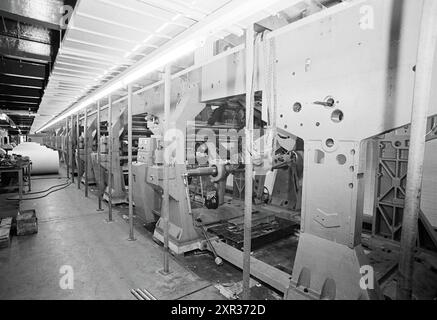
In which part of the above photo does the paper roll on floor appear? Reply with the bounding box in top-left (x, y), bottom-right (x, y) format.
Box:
top-left (12, 142), bottom-right (59, 175)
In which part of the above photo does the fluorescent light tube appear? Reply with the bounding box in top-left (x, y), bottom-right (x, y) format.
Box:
top-left (36, 0), bottom-right (284, 133)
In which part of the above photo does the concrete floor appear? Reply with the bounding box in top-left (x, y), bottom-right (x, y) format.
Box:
top-left (5, 169), bottom-right (434, 300)
top-left (0, 171), bottom-right (226, 300)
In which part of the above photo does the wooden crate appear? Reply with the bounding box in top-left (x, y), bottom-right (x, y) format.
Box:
top-left (16, 210), bottom-right (38, 236)
top-left (0, 217), bottom-right (12, 228)
top-left (0, 218), bottom-right (12, 248)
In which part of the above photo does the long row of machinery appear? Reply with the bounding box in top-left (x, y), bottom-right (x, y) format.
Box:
top-left (43, 0), bottom-right (437, 300)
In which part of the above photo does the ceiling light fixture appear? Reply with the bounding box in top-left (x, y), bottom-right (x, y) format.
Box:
top-left (156, 22), bottom-right (170, 33)
top-left (143, 35), bottom-right (154, 44)
top-left (171, 14), bottom-right (182, 21)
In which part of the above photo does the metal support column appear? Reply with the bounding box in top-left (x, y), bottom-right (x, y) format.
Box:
top-left (161, 64), bottom-right (172, 274)
top-left (77, 112), bottom-right (80, 189)
top-left (243, 25), bottom-right (255, 300)
top-left (127, 85), bottom-right (136, 241)
top-left (97, 101), bottom-right (103, 212)
top-left (84, 107), bottom-right (89, 198)
top-left (107, 95), bottom-right (113, 222)
top-left (397, 0), bottom-right (437, 300)
top-left (66, 118), bottom-right (70, 179)
top-left (70, 115), bottom-right (75, 183)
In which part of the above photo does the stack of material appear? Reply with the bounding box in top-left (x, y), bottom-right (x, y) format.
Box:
top-left (16, 210), bottom-right (38, 236)
top-left (0, 199), bottom-right (19, 220)
top-left (0, 217), bottom-right (12, 248)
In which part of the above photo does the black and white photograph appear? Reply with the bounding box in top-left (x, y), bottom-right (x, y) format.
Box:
top-left (0, 0), bottom-right (436, 307)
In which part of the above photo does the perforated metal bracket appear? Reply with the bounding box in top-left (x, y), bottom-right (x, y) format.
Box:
top-left (314, 209), bottom-right (340, 228)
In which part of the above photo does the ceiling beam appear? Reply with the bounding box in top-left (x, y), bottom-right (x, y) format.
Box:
top-left (0, 85), bottom-right (43, 98)
top-left (0, 16), bottom-right (58, 45)
top-left (0, 35), bottom-right (53, 62)
top-left (0, 74), bottom-right (45, 89)
top-left (0, 101), bottom-right (39, 108)
top-left (0, 94), bottom-right (40, 103)
top-left (0, 0), bottom-right (77, 134)
top-left (0, 104), bottom-right (38, 114)
top-left (0, 58), bottom-right (47, 79)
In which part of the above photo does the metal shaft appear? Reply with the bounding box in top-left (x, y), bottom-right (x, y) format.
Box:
top-left (128, 85), bottom-right (135, 240)
top-left (97, 100), bottom-right (103, 211)
top-left (84, 107), bottom-right (89, 197)
top-left (108, 95), bottom-right (113, 222)
top-left (243, 25), bottom-right (255, 300)
top-left (397, 0), bottom-right (437, 300)
top-left (162, 64), bottom-right (171, 273)
top-left (186, 166), bottom-right (218, 177)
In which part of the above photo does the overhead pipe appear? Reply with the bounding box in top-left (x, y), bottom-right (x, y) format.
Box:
top-left (397, 0), bottom-right (437, 300)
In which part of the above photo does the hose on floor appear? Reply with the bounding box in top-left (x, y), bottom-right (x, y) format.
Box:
top-left (31, 176), bottom-right (68, 181)
top-left (6, 179), bottom-right (72, 201)
top-left (21, 180), bottom-right (71, 195)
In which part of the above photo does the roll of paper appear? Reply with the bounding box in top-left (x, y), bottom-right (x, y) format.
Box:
top-left (12, 142), bottom-right (59, 175)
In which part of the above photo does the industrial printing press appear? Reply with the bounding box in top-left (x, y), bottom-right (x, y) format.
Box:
top-left (42, 0), bottom-right (437, 300)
